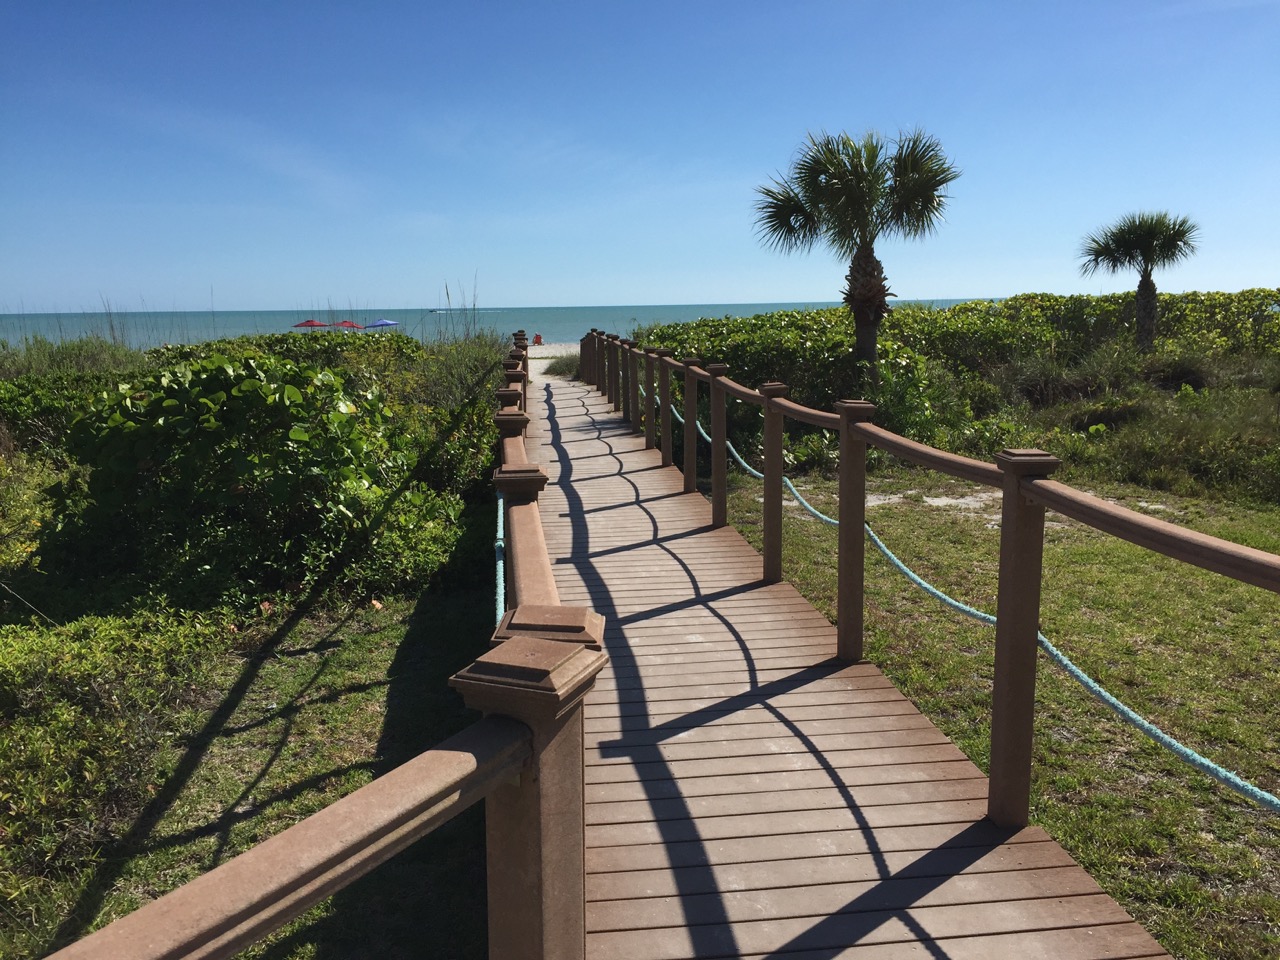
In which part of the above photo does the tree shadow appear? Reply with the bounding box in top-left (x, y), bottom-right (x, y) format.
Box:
top-left (41, 359), bottom-right (504, 956)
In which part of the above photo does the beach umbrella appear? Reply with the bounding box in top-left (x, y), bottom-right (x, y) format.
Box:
top-left (331, 320), bottom-right (364, 330)
top-left (364, 318), bottom-right (398, 329)
top-left (293, 318), bottom-right (327, 329)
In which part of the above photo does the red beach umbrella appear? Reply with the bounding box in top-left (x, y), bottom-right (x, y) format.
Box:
top-left (293, 319), bottom-right (327, 329)
top-left (331, 320), bottom-right (364, 330)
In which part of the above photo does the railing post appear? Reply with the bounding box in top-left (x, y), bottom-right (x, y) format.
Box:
top-left (760, 382), bottom-right (789, 583)
top-left (707, 363), bottom-right (729, 528)
top-left (607, 335), bottom-right (621, 411)
top-left (595, 333), bottom-right (607, 397)
top-left (657, 349), bottom-right (674, 467)
top-left (451, 635), bottom-right (607, 960)
top-left (580, 329), bottom-right (596, 386)
top-left (836, 400), bottom-right (877, 662)
top-left (643, 348), bottom-right (658, 449)
top-left (620, 340), bottom-right (633, 423)
top-left (681, 358), bottom-right (703, 493)
top-left (513, 334), bottom-right (529, 409)
top-left (988, 448), bottom-right (1062, 828)
top-left (627, 344), bottom-right (642, 433)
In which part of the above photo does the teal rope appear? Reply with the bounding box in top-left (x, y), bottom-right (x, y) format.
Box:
top-left (677, 402), bottom-right (1280, 814)
top-left (495, 490), bottom-right (506, 626)
top-left (726, 439), bottom-right (764, 479)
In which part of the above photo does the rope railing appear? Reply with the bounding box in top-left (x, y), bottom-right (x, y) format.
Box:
top-left (584, 329), bottom-right (1280, 824)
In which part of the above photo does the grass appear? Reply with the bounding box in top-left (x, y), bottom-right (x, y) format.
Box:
top-left (723, 466), bottom-right (1279, 960)
top-left (11, 525), bottom-right (496, 959)
top-left (541, 351), bottom-right (581, 379)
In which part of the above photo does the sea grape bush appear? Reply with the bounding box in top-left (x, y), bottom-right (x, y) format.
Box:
top-left (633, 288), bottom-right (1280, 502)
top-left (54, 349), bottom-right (486, 602)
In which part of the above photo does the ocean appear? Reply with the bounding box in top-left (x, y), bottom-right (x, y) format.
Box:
top-left (0, 300), bottom-right (973, 351)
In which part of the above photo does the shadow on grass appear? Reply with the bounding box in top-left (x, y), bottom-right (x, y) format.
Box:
top-left (41, 362), bottom-right (503, 957)
top-left (252, 559), bottom-right (497, 960)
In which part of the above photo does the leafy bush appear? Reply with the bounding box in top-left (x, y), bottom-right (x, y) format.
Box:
top-left (49, 352), bottom-right (477, 602)
top-left (0, 608), bottom-right (227, 881)
top-left (0, 447), bottom-right (54, 572)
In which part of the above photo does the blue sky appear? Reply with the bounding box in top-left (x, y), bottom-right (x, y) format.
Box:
top-left (2, 0), bottom-right (1278, 313)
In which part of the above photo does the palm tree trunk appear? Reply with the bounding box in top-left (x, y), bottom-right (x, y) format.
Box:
top-left (842, 246), bottom-right (892, 387)
top-left (1136, 272), bottom-right (1158, 353)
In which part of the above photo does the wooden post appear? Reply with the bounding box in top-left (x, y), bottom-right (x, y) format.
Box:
top-left (619, 340), bottom-right (633, 422)
top-left (643, 348), bottom-right (658, 449)
top-left (513, 334), bottom-right (529, 409)
top-left (681, 358), bottom-right (703, 494)
top-left (451, 635), bottom-right (607, 960)
top-left (760, 382), bottom-right (789, 583)
top-left (836, 400), bottom-right (877, 662)
top-left (594, 333), bottom-right (606, 396)
top-left (627, 343), bottom-right (641, 432)
top-left (707, 363), bottom-right (729, 528)
top-left (606, 335), bottom-right (621, 410)
top-left (988, 448), bottom-right (1061, 828)
top-left (657, 349), bottom-right (674, 467)
top-left (580, 329), bottom-right (596, 386)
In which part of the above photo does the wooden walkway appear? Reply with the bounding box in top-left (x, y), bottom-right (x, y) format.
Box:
top-left (528, 371), bottom-right (1171, 960)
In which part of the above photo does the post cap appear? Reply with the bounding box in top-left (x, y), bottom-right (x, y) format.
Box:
top-left (835, 399), bottom-right (877, 422)
top-left (759, 381), bottom-right (789, 398)
top-left (705, 363), bottom-right (730, 377)
top-left (492, 604), bottom-right (605, 649)
top-left (607, 333), bottom-right (621, 340)
top-left (681, 357), bottom-right (703, 367)
top-left (496, 387), bottom-right (523, 406)
top-left (995, 449), bottom-right (1062, 476)
top-left (655, 347), bottom-right (674, 357)
top-left (493, 464), bottom-right (548, 502)
top-left (494, 407), bottom-right (530, 438)
top-left (451, 635), bottom-right (608, 722)
top-left (643, 346), bottom-right (657, 355)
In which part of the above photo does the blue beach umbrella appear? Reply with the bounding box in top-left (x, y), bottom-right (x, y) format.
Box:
top-left (364, 318), bottom-right (398, 329)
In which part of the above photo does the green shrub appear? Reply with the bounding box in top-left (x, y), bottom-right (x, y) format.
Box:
top-left (0, 448), bottom-right (54, 572)
top-left (0, 608), bottom-right (227, 881)
top-left (53, 354), bottom-right (435, 601)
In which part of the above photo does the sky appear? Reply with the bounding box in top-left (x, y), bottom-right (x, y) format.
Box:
top-left (2, 0), bottom-right (1278, 313)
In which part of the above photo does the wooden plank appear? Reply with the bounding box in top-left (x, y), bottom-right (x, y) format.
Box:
top-left (528, 375), bottom-right (1170, 960)
top-left (584, 893), bottom-right (1140, 960)
top-left (587, 836), bottom-right (1070, 900)
top-left (586, 778), bottom-right (988, 826)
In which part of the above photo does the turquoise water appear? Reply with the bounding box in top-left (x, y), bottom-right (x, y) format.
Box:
top-left (0, 300), bottom-right (974, 351)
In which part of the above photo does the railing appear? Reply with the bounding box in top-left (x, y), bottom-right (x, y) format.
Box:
top-left (52, 333), bottom-right (607, 960)
top-left (580, 329), bottom-right (1280, 828)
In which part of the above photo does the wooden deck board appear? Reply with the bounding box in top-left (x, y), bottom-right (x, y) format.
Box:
top-left (527, 374), bottom-right (1170, 959)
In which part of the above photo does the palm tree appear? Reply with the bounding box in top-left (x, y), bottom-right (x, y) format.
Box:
top-left (755, 129), bottom-right (960, 382)
top-left (1079, 211), bottom-right (1200, 353)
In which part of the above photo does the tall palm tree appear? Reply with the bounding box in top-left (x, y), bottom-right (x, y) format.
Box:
top-left (1079, 211), bottom-right (1200, 353)
top-left (755, 129), bottom-right (960, 382)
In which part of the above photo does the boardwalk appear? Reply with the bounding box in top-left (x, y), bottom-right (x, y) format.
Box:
top-left (528, 369), bottom-right (1171, 960)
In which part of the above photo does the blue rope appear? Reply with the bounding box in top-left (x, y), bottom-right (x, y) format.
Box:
top-left (727, 439), bottom-right (764, 479)
top-left (494, 490), bottom-right (506, 626)
top-left (676, 402), bottom-right (1280, 814)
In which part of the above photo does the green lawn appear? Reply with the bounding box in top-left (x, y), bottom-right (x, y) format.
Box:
top-left (725, 467), bottom-right (1280, 960)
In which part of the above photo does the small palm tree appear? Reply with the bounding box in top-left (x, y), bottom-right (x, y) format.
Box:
top-left (1079, 212), bottom-right (1200, 353)
top-left (755, 129), bottom-right (960, 382)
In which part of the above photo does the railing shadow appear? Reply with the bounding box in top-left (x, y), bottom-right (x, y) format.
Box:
top-left (547, 374), bottom-right (1011, 959)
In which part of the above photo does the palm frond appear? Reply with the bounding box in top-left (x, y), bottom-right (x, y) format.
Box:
top-left (1079, 211), bottom-right (1200, 277)
top-left (885, 129), bottom-right (961, 238)
top-left (753, 179), bottom-right (820, 253)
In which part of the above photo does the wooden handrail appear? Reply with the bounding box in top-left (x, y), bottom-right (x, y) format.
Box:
top-left (1026, 478), bottom-right (1280, 593)
top-left (581, 326), bottom-right (1280, 830)
top-left (55, 333), bottom-right (608, 960)
top-left (50, 719), bottom-right (532, 960)
top-left (856, 422), bottom-right (1004, 486)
